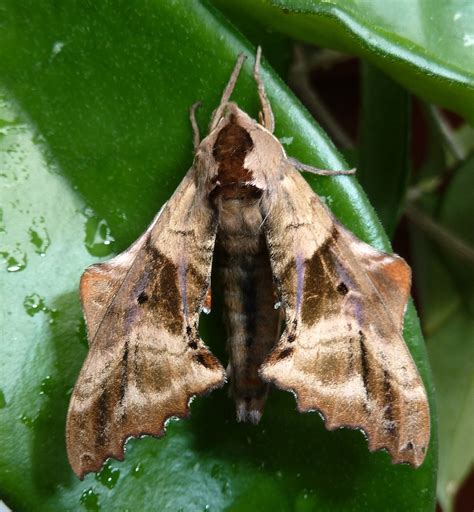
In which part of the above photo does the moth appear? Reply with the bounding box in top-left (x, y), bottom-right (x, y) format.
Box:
top-left (66, 48), bottom-right (430, 479)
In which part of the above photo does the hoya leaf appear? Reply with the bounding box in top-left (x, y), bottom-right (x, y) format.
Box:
top-left (213, 0), bottom-right (474, 123)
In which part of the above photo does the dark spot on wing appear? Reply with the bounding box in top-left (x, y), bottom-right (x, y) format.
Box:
top-left (137, 292), bottom-right (148, 304)
top-left (277, 347), bottom-right (294, 360)
top-left (194, 351), bottom-right (220, 370)
top-left (336, 282), bottom-right (348, 295)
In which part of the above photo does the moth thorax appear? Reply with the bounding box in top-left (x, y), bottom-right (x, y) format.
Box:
top-left (209, 114), bottom-right (262, 202)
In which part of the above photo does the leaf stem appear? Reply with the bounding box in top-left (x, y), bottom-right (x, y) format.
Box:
top-left (405, 204), bottom-right (474, 264)
top-left (429, 106), bottom-right (466, 163)
top-left (288, 45), bottom-right (354, 150)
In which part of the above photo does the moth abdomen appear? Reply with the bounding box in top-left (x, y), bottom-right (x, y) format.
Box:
top-left (208, 112), bottom-right (283, 423)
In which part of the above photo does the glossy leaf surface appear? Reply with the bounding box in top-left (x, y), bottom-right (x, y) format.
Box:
top-left (215, 0), bottom-right (474, 122)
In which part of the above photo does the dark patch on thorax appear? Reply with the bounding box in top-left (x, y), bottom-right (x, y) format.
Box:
top-left (211, 116), bottom-right (261, 200)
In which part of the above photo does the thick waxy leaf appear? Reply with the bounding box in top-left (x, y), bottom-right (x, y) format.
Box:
top-left (214, 0), bottom-right (474, 123)
top-left (0, 1), bottom-right (436, 510)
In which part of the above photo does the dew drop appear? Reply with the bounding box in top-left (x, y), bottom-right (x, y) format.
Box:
top-left (279, 136), bottom-right (294, 146)
top-left (23, 293), bottom-right (46, 316)
top-left (39, 375), bottom-right (54, 397)
top-left (95, 461), bottom-right (120, 489)
top-left (51, 41), bottom-right (65, 58)
top-left (1, 249), bottom-right (27, 272)
top-left (131, 462), bottom-right (144, 479)
top-left (23, 293), bottom-right (58, 323)
top-left (80, 488), bottom-right (100, 511)
top-left (84, 208), bottom-right (115, 257)
top-left (20, 413), bottom-right (37, 429)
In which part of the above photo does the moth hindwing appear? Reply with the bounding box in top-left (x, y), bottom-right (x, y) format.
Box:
top-left (66, 48), bottom-right (430, 478)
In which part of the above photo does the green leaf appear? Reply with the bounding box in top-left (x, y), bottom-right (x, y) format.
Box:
top-left (434, 155), bottom-right (474, 511)
top-left (411, 155), bottom-right (474, 512)
top-left (213, 0), bottom-right (474, 123)
top-left (358, 62), bottom-right (410, 237)
top-left (0, 1), bottom-right (436, 511)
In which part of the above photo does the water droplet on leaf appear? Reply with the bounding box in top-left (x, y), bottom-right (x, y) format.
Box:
top-left (40, 375), bottom-right (54, 396)
top-left (80, 488), bottom-right (101, 511)
top-left (83, 208), bottom-right (115, 257)
top-left (0, 249), bottom-right (27, 272)
top-left (20, 413), bottom-right (38, 429)
top-left (95, 461), bottom-right (120, 489)
top-left (132, 462), bottom-right (144, 479)
top-left (23, 293), bottom-right (46, 316)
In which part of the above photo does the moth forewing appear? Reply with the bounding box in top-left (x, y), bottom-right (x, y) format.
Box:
top-left (258, 164), bottom-right (430, 467)
top-left (66, 167), bottom-right (225, 479)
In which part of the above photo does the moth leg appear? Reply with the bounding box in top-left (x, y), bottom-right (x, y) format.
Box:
top-left (288, 156), bottom-right (356, 176)
top-left (189, 101), bottom-right (202, 150)
top-left (209, 53), bottom-right (247, 132)
top-left (254, 46), bottom-right (275, 133)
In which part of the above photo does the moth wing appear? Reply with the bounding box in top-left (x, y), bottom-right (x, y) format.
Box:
top-left (79, 204), bottom-right (165, 342)
top-left (260, 165), bottom-right (430, 467)
top-left (67, 168), bottom-right (224, 478)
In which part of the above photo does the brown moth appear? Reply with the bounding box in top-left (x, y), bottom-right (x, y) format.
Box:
top-left (66, 48), bottom-right (430, 479)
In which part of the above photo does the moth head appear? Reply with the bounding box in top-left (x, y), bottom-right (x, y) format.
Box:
top-left (194, 103), bottom-right (286, 194)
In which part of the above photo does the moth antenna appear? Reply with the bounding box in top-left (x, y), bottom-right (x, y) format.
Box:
top-left (254, 46), bottom-right (275, 133)
top-left (209, 53), bottom-right (247, 131)
top-left (189, 101), bottom-right (202, 150)
top-left (288, 157), bottom-right (356, 176)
